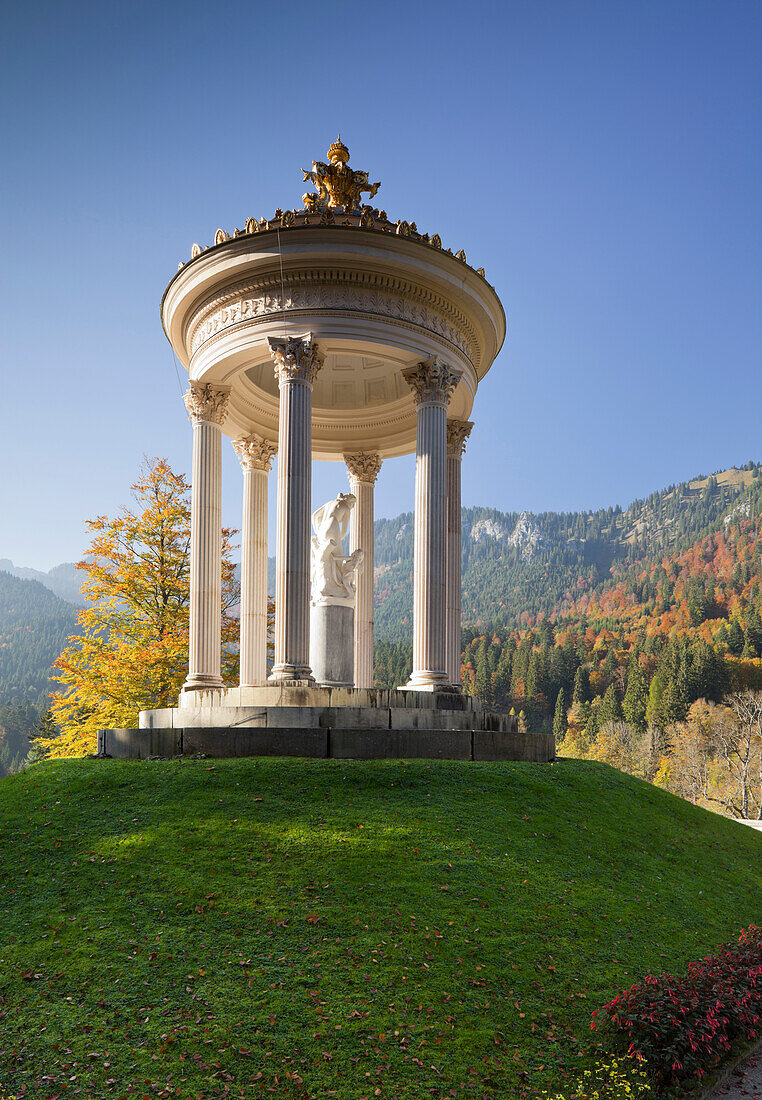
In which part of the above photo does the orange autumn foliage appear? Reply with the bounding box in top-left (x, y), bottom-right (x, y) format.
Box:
top-left (38, 458), bottom-right (239, 758)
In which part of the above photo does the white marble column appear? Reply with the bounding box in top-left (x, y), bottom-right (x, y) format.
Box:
top-left (182, 381), bottom-right (230, 695)
top-left (268, 333), bottom-right (323, 683)
top-left (446, 420), bottom-right (473, 688)
top-left (232, 435), bottom-right (277, 686)
top-left (401, 357), bottom-right (461, 691)
top-left (345, 453), bottom-right (383, 689)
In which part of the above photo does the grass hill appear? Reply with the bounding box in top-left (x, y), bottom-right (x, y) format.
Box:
top-left (1, 756), bottom-right (760, 1098)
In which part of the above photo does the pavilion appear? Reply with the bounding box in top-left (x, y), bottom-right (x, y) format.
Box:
top-left (98, 140), bottom-right (554, 762)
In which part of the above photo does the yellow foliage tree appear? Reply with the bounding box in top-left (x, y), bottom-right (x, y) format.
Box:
top-left (37, 458), bottom-right (239, 758)
top-left (588, 720), bottom-right (650, 779)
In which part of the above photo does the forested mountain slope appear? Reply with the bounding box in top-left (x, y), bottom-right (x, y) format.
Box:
top-left (374, 463), bottom-right (761, 639)
top-left (0, 571), bottom-right (79, 773)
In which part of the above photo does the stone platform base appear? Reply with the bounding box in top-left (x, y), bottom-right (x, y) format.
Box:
top-left (94, 686), bottom-right (555, 763)
top-left (97, 725), bottom-right (554, 762)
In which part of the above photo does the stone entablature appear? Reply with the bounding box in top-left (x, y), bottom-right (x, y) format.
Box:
top-left (186, 269), bottom-right (479, 368)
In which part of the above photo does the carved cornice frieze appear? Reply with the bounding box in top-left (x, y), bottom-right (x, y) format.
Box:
top-left (344, 452), bottom-right (383, 484)
top-left (186, 271), bottom-right (479, 367)
top-left (402, 357), bottom-right (461, 407)
top-left (183, 382), bottom-right (230, 425)
top-left (268, 333), bottom-right (323, 385)
top-left (232, 434), bottom-right (277, 472)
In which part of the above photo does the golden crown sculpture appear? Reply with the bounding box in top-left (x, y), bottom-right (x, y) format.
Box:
top-left (302, 137), bottom-right (380, 213)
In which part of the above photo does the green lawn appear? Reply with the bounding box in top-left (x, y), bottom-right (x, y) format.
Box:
top-left (1, 757), bottom-right (760, 1099)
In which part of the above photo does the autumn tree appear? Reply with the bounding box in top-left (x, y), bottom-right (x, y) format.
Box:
top-left (37, 458), bottom-right (239, 758)
top-left (723, 691), bottom-right (762, 819)
top-left (590, 720), bottom-right (648, 778)
top-left (654, 700), bottom-right (722, 806)
top-left (655, 694), bottom-right (762, 818)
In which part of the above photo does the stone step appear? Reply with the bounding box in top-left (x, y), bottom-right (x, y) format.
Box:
top-left (141, 705), bottom-right (515, 733)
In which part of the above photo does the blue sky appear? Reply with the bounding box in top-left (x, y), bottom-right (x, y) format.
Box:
top-left (1, 0), bottom-right (760, 569)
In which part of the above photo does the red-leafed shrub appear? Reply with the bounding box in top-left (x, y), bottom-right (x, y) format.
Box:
top-left (592, 927), bottom-right (762, 1085)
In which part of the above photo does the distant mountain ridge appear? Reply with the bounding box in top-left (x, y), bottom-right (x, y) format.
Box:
top-left (0, 559), bottom-right (84, 606)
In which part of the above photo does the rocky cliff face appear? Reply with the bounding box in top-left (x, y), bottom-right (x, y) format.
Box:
top-left (505, 512), bottom-right (545, 561)
top-left (470, 517), bottom-right (507, 543)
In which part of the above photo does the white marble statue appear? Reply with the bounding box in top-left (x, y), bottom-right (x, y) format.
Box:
top-left (311, 492), bottom-right (364, 606)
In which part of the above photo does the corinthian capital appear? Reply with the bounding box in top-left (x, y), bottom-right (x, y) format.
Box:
top-left (447, 419), bottom-right (474, 458)
top-left (344, 452), bottom-right (383, 484)
top-left (232, 434), bottom-right (277, 472)
top-left (183, 382), bottom-right (230, 425)
top-left (401, 356), bottom-right (461, 407)
top-left (268, 332), bottom-right (323, 385)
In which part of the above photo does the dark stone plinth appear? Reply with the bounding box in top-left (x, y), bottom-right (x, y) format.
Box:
top-left (98, 728), bottom-right (181, 759)
top-left (183, 727), bottom-right (327, 758)
top-left (97, 724), bottom-right (555, 763)
top-left (329, 728), bottom-right (472, 760)
top-left (474, 730), bottom-right (556, 762)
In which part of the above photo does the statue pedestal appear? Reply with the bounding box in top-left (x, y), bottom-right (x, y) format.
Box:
top-left (310, 604), bottom-right (355, 687)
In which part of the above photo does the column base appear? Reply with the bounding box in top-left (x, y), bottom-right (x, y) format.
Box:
top-left (181, 674), bottom-right (225, 694)
top-left (268, 663), bottom-right (315, 686)
top-left (401, 671), bottom-right (459, 693)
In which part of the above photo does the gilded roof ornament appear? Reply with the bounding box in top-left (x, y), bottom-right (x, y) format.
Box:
top-left (302, 136), bottom-right (380, 214)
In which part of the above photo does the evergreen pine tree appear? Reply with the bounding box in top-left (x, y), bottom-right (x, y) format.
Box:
top-left (552, 688), bottom-right (567, 743)
top-left (572, 666), bottom-right (590, 705)
top-left (526, 650), bottom-right (542, 704)
top-left (726, 618), bottom-right (745, 655)
top-left (549, 646), bottom-right (568, 699)
top-left (602, 648), bottom-right (618, 680)
top-left (598, 683), bottom-right (624, 727)
top-left (491, 649), bottom-right (512, 708)
top-left (647, 674), bottom-right (666, 731)
top-left (623, 658), bottom-right (648, 733)
top-left (473, 639), bottom-right (491, 705)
